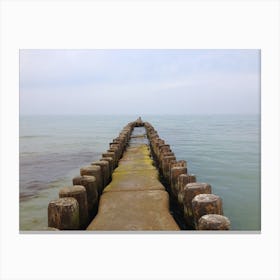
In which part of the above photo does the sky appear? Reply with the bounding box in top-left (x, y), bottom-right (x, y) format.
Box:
top-left (20, 49), bottom-right (260, 115)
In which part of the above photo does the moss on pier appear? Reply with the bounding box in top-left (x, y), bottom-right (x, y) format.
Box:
top-left (87, 138), bottom-right (179, 230)
top-left (103, 144), bottom-right (164, 192)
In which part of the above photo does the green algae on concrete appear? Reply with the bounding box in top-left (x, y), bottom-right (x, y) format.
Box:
top-left (103, 144), bottom-right (164, 192)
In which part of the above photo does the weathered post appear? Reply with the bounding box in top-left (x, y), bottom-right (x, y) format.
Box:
top-left (162, 155), bottom-right (176, 181)
top-left (177, 174), bottom-right (196, 208)
top-left (102, 152), bottom-right (117, 169)
top-left (183, 183), bottom-right (212, 227)
top-left (72, 175), bottom-right (98, 217)
top-left (80, 165), bottom-right (103, 195)
top-left (158, 151), bottom-right (174, 174)
top-left (91, 160), bottom-right (110, 188)
top-left (170, 166), bottom-right (187, 197)
top-left (192, 193), bottom-right (223, 229)
top-left (59, 185), bottom-right (89, 229)
top-left (109, 143), bottom-right (121, 160)
top-left (198, 214), bottom-right (230, 230)
top-left (48, 197), bottom-right (79, 230)
top-left (108, 147), bottom-right (120, 162)
top-left (100, 157), bottom-right (114, 178)
top-left (153, 139), bottom-right (165, 161)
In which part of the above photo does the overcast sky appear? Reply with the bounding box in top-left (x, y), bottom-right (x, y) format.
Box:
top-left (20, 49), bottom-right (260, 115)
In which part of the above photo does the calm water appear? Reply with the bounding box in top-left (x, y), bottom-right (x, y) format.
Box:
top-left (19, 115), bottom-right (260, 231)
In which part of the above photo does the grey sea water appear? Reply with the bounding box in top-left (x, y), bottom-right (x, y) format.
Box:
top-left (19, 115), bottom-right (260, 231)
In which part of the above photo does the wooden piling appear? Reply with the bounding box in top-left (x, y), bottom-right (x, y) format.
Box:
top-left (170, 166), bottom-right (187, 197)
top-left (72, 175), bottom-right (98, 217)
top-left (91, 160), bottom-right (110, 188)
top-left (183, 183), bottom-right (212, 227)
top-left (100, 157), bottom-right (114, 178)
top-left (59, 185), bottom-right (89, 229)
top-left (177, 174), bottom-right (196, 208)
top-left (102, 152), bottom-right (117, 169)
top-left (80, 165), bottom-right (103, 195)
top-left (48, 197), bottom-right (79, 230)
top-left (162, 155), bottom-right (176, 181)
top-left (192, 193), bottom-right (223, 229)
top-left (109, 143), bottom-right (121, 160)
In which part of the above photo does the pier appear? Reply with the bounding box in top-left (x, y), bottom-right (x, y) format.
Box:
top-left (48, 118), bottom-right (230, 231)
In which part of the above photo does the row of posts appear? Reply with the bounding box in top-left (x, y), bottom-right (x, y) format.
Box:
top-left (47, 122), bottom-right (137, 230)
top-left (144, 122), bottom-right (231, 230)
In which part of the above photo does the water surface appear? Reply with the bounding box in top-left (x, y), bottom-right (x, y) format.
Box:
top-left (20, 115), bottom-right (260, 231)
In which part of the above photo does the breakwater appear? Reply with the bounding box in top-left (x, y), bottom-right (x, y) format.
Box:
top-left (47, 118), bottom-right (230, 231)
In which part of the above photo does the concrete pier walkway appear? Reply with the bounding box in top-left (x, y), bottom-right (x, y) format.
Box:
top-left (86, 127), bottom-right (180, 231)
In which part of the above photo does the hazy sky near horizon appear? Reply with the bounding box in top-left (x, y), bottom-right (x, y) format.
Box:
top-left (20, 49), bottom-right (260, 115)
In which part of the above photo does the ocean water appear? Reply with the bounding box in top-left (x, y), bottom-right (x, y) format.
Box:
top-left (19, 115), bottom-right (260, 231)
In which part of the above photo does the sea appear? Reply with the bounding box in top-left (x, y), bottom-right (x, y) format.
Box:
top-left (19, 115), bottom-right (260, 231)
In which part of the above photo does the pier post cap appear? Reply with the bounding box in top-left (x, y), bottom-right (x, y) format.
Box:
top-left (192, 193), bottom-right (221, 204)
top-left (178, 174), bottom-right (189, 179)
top-left (80, 165), bottom-right (101, 174)
top-left (73, 175), bottom-right (96, 184)
top-left (108, 148), bottom-right (119, 153)
top-left (160, 151), bottom-right (174, 157)
top-left (91, 160), bottom-right (109, 167)
top-left (154, 139), bottom-right (164, 146)
top-left (163, 155), bottom-right (176, 161)
top-left (102, 151), bottom-right (118, 168)
top-left (171, 166), bottom-right (187, 174)
top-left (156, 139), bottom-right (165, 144)
top-left (178, 174), bottom-right (197, 195)
top-left (184, 182), bottom-right (211, 192)
top-left (110, 141), bottom-right (120, 145)
top-left (100, 156), bottom-right (114, 165)
top-left (171, 160), bottom-right (187, 168)
top-left (59, 185), bottom-right (87, 196)
top-left (113, 137), bottom-right (122, 141)
top-left (103, 151), bottom-right (115, 156)
top-left (121, 128), bottom-right (131, 132)
top-left (159, 144), bottom-right (170, 149)
top-left (49, 197), bottom-right (79, 207)
top-left (159, 152), bottom-right (175, 162)
top-left (150, 134), bottom-right (159, 139)
top-left (150, 134), bottom-right (159, 138)
top-left (119, 130), bottom-right (129, 135)
top-left (110, 144), bottom-right (121, 150)
top-left (198, 214), bottom-right (230, 230)
top-left (110, 142), bottom-right (120, 146)
top-left (101, 156), bottom-right (113, 161)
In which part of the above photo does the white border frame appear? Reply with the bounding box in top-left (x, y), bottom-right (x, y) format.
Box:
top-left (1, 1), bottom-right (279, 279)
